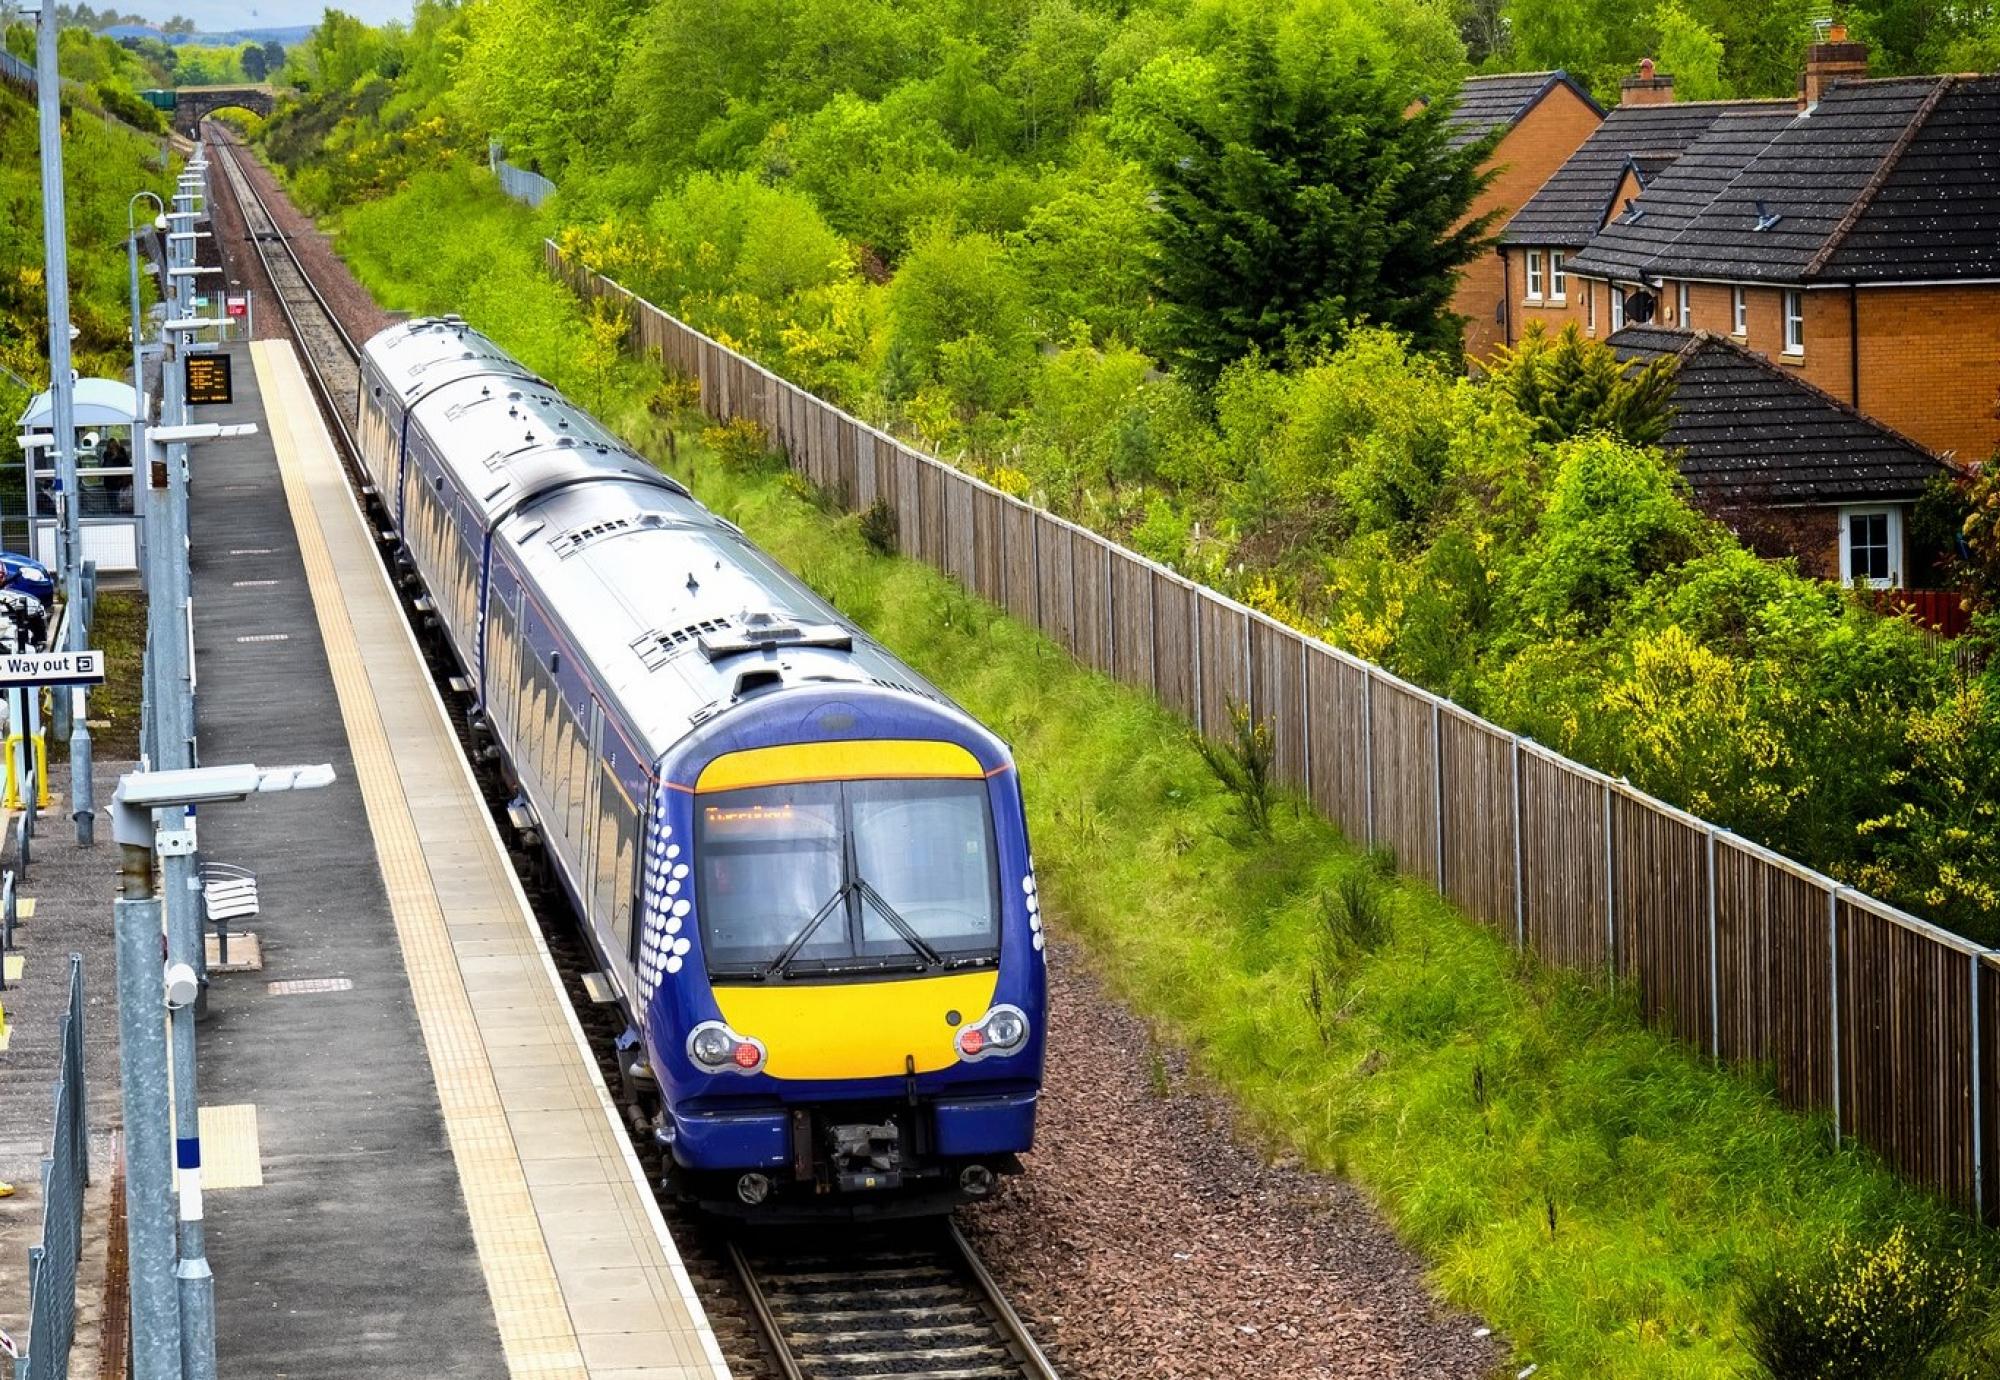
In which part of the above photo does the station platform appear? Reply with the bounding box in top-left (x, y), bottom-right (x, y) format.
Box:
top-left (187, 338), bottom-right (728, 1379)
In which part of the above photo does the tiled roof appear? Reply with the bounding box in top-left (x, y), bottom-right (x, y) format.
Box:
top-left (1566, 77), bottom-right (2000, 284)
top-left (1611, 326), bottom-right (1946, 503)
top-left (1649, 79), bottom-right (1943, 282)
top-left (1817, 75), bottom-right (2000, 281)
top-left (1569, 109), bottom-right (1799, 282)
top-left (1438, 71), bottom-right (1602, 150)
top-left (1501, 100), bottom-right (1792, 248)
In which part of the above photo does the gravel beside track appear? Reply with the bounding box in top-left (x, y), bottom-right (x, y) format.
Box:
top-left (962, 943), bottom-right (1500, 1379)
top-left (206, 128), bottom-right (1505, 1380)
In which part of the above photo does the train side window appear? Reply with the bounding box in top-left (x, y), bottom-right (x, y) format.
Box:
top-left (549, 701), bottom-right (573, 848)
top-left (568, 716), bottom-right (589, 847)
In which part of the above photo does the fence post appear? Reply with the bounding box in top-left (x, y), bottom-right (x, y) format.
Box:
top-left (1190, 589), bottom-right (1204, 737)
top-left (1511, 738), bottom-right (1524, 947)
top-left (1360, 666), bottom-right (1374, 848)
top-left (1707, 826), bottom-right (1720, 1060)
top-left (1829, 888), bottom-right (1842, 1147)
top-left (1430, 701), bottom-right (1443, 888)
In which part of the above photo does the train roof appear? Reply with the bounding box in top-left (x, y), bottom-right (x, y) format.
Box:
top-left (407, 370), bottom-right (686, 526)
top-left (503, 479), bottom-right (951, 760)
top-left (361, 316), bottom-right (539, 415)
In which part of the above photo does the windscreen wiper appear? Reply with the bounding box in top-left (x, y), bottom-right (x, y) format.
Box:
top-left (854, 878), bottom-right (944, 968)
top-left (762, 887), bottom-right (850, 981)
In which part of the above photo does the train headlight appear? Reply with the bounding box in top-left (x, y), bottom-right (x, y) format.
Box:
top-left (956, 1004), bottom-right (1029, 1062)
top-left (688, 1020), bottom-right (765, 1075)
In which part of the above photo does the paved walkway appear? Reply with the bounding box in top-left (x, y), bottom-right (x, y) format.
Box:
top-left (188, 338), bottom-right (725, 1378)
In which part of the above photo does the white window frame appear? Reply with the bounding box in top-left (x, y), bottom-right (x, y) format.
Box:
top-left (1838, 505), bottom-right (1902, 588)
top-left (1677, 281), bottom-right (1689, 327)
top-left (1587, 280), bottom-right (1597, 334)
top-left (1549, 251), bottom-right (1567, 302)
top-left (1732, 285), bottom-right (1747, 336)
top-left (1526, 250), bottom-right (1544, 301)
top-left (1783, 289), bottom-right (1805, 355)
top-left (1610, 284), bottom-right (1625, 331)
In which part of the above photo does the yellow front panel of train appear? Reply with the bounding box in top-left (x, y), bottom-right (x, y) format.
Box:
top-left (713, 971), bottom-right (999, 1080)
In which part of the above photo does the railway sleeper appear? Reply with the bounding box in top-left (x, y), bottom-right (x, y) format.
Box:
top-left (791, 1345), bottom-right (1015, 1371)
top-left (784, 1323), bottom-right (992, 1348)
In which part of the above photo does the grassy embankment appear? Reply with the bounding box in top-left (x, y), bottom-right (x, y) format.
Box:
top-left (306, 160), bottom-right (2000, 1378)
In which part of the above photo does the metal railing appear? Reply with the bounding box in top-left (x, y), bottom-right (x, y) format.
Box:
top-left (12, 953), bottom-right (89, 1380)
top-left (489, 142), bottom-right (555, 210)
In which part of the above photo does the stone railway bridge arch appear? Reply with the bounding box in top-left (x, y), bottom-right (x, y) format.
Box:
top-left (174, 85), bottom-right (277, 137)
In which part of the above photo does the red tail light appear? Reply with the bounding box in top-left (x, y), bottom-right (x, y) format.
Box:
top-left (732, 1042), bottom-right (761, 1069)
top-left (958, 1027), bottom-right (986, 1056)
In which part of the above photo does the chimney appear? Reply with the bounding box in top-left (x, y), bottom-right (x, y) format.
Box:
top-left (1620, 57), bottom-right (1676, 106)
top-left (1803, 22), bottom-right (1869, 109)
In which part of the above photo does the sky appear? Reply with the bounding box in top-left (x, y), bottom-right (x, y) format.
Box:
top-left (119, 2), bottom-right (410, 29)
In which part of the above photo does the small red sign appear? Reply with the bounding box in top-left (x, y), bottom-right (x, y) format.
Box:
top-left (225, 296), bottom-right (248, 319)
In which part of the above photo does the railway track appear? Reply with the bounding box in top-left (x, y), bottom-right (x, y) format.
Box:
top-left (202, 127), bottom-right (1062, 1380)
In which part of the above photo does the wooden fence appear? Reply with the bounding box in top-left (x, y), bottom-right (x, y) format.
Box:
top-left (545, 239), bottom-right (1994, 1221)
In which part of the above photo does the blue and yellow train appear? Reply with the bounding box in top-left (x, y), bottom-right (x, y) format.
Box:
top-left (356, 317), bottom-right (1046, 1215)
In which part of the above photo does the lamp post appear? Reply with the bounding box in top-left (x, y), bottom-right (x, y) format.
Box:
top-left (129, 191), bottom-right (164, 771)
top-left (109, 763), bottom-right (335, 1380)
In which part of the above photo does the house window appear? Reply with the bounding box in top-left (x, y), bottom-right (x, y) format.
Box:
top-left (1526, 251), bottom-right (1544, 301)
top-left (1610, 284), bottom-right (1625, 331)
top-left (1550, 251), bottom-right (1566, 301)
top-left (1677, 281), bottom-right (1689, 327)
top-left (1839, 507), bottom-right (1902, 588)
top-left (1587, 281), bottom-right (1597, 334)
top-left (1732, 286), bottom-right (1747, 336)
top-left (1783, 289), bottom-right (1804, 355)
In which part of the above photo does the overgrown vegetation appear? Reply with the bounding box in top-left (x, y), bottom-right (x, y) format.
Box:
top-left (254, 4), bottom-right (2000, 947)
top-left (0, 77), bottom-right (173, 506)
top-left (1741, 1225), bottom-right (1975, 1379)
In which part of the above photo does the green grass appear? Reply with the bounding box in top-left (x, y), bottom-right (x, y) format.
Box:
top-left (318, 161), bottom-right (2000, 1379)
top-left (90, 589), bottom-right (144, 760)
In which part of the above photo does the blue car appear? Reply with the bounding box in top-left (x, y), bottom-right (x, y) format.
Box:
top-left (0, 554), bottom-right (54, 608)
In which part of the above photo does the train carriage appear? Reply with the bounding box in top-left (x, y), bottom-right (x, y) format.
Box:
top-left (356, 317), bottom-right (1047, 1215)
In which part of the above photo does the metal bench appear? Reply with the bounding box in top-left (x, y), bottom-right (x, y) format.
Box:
top-left (200, 862), bottom-right (259, 967)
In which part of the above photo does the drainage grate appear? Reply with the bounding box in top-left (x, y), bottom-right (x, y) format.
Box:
top-left (232, 579), bottom-right (279, 588)
top-left (236, 633), bottom-right (289, 643)
top-left (266, 977), bottom-right (353, 995)
top-left (229, 548), bottom-right (275, 555)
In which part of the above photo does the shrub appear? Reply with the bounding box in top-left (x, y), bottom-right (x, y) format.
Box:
top-left (1741, 1225), bottom-right (1973, 1379)
top-left (700, 417), bottom-right (769, 469)
top-left (1193, 700), bottom-right (1277, 839)
top-left (859, 500), bottom-right (898, 555)
top-left (1324, 869), bottom-right (1393, 955)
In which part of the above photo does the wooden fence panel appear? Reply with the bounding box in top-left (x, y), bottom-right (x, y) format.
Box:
top-left (1440, 711), bottom-right (1516, 929)
top-left (1034, 514), bottom-right (1078, 654)
top-left (893, 447), bottom-right (925, 569)
top-left (1368, 678), bottom-right (1438, 885)
top-left (1197, 594), bottom-right (1249, 737)
top-left (1839, 902), bottom-right (1978, 1210)
top-left (1520, 754), bottom-right (1610, 969)
top-left (1151, 574), bottom-right (1198, 721)
top-left (942, 471), bottom-right (977, 589)
top-left (971, 488), bottom-right (1006, 605)
top-left (1984, 956), bottom-right (2000, 1226)
top-left (1304, 647), bottom-right (1368, 843)
top-left (1001, 501), bottom-right (1039, 626)
top-left (1071, 531), bottom-right (1112, 675)
top-left (1249, 619), bottom-right (1307, 790)
top-left (1714, 842), bottom-right (1835, 1114)
top-left (1110, 553), bottom-right (1155, 694)
top-left (1614, 794), bottom-right (1711, 1048)
top-left (871, 433), bottom-right (900, 516)
top-left (917, 457), bottom-right (947, 569)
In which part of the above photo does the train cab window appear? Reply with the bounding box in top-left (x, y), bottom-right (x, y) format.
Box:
top-left (695, 778), bottom-right (1001, 979)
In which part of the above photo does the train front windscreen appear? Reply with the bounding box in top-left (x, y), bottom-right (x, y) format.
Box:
top-left (695, 778), bottom-right (1002, 980)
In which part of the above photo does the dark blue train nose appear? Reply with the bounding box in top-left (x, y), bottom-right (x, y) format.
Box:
top-left (0, 554), bottom-right (55, 608)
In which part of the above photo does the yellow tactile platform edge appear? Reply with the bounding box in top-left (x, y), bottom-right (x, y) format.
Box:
top-left (250, 340), bottom-right (728, 1380)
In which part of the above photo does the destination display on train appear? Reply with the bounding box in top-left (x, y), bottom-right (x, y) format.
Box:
top-left (185, 352), bottom-right (233, 406)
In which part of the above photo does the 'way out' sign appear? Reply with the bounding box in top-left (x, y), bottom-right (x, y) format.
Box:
top-left (0, 650), bottom-right (107, 687)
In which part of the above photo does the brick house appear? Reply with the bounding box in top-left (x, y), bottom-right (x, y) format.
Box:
top-left (1556, 35), bottom-right (2000, 464)
top-left (1612, 326), bottom-right (1949, 589)
top-left (1434, 71), bottom-right (1604, 360)
top-left (1494, 70), bottom-right (1792, 355)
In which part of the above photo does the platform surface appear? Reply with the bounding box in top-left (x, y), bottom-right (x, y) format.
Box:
top-left (189, 338), bottom-right (726, 1379)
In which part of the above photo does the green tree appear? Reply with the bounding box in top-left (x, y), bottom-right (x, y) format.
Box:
top-left (1489, 322), bottom-right (1678, 447)
top-left (1652, 0), bottom-right (1726, 100)
top-left (1145, 21), bottom-right (1496, 384)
